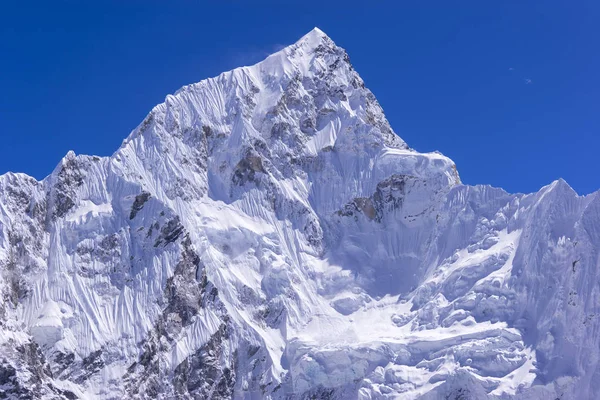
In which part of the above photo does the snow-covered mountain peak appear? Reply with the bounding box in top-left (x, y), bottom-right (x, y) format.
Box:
top-left (127, 27), bottom-right (407, 151)
top-left (300, 26), bottom-right (329, 42)
top-left (244, 26), bottom-right (337, 76)
top-left (113, 28), bottom-right (447, 217)
top-left (0, 29), bottom-right (599, 400)
top-left (276, 26), bottom-right (331, 58)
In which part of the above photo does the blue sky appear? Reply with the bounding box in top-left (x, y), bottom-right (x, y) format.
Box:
top-left (1, 1), bottom-right (598, 194)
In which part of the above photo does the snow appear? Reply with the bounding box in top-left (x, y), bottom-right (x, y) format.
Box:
top-left (304, 120), bottom-right (339, 156)
top-left (65, 200), bottom-right (113, 223)
top-left (30, 300), bottom-right (65, 348)
top-left (0, 27), bottom-right (598, 400)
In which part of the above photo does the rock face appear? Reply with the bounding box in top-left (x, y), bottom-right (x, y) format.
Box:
top-left (0, 28), bottom-right (599, 399)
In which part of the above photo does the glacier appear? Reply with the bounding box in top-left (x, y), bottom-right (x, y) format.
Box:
top-left (0, 27), bottom-right (599, 399)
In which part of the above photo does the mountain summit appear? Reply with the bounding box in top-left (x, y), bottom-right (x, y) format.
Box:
top-left (1, 28), bottom-right (599, 400)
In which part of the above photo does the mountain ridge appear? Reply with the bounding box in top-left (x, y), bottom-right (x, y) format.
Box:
top-left (0, 28), bottom-right (599, 400)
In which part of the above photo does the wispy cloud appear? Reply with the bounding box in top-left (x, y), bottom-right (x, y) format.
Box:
top-left (228, 44), bottom-right (287, 68)
top-left (508, 67), bottom-right (533, 85)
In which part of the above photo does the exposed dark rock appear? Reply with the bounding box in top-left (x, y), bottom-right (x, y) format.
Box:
top-left (5, 185), bottom-right (30, 210)
top-left (373, 174), bottom-right (409, 215)
top-left (336, 197), bottom-right (376, 221)
top-left (1, 232), bottom-right (29, 307)
top-left (164, 236), bottom-right (204, 326)
top-left (52, 157), bottom-right (84, 219)
top-left (138, 112), bottom-right (155, 134)
top-left (0, 341), bottom-right (62, 399)
top-left (0, 362), bottom-right (26, 399)
top-left (147, 221), bottom-right (159, 238)
top-left (173, 324), bottom-right (236, 399)
top-left (256, 298), bottom-right (286, 328)
top-left (154, 216), bottom-right (184, 247)
top-left (444, 387), bottom-right (474, 400)
top-left (58, 389), bottom-right (78, 399)
top-left (232, 151), bottom-right (266, 186)
top-left (17, 342), bottom-right (53, 383)
top-left (334, 175), bottom-right (416, 224)
top-left (74, 349), bottom-right (104, 384)
top-left (130, 191), bottom-right (151, 219)
top-left (124, 230), bottom-right (234, 399)
top-left (0, 362), bottom-right (17, 386)
top-left (98, 233), bottom-right (120, 260)
top-left (52, 351), bottom-right (75, 378)
top-left (298, 386), bottom-right (336, 400)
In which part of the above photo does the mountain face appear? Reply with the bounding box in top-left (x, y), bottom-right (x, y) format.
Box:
top-left (0, 28), bottom-right (599, 400)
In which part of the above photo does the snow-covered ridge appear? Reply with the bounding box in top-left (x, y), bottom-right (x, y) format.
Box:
top-left (0, 28), bottom-right (599, 400)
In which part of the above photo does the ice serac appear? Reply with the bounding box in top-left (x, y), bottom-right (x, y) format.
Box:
top-left (0, 27), bottom-right (598, 399)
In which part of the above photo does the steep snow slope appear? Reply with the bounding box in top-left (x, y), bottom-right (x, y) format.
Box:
top-left (0, 28), bottom-right (599, 399)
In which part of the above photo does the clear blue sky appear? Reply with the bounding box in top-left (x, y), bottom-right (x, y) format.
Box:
top-left (1, 1), bottom-right (598, 194)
